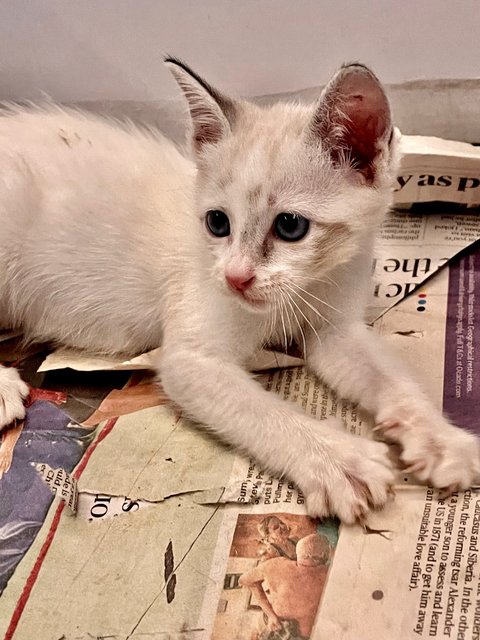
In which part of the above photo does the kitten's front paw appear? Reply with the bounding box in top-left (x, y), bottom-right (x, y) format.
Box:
top-left (0, 367), bottom-right (29, 430)
top-left (377, 412), bottom-right (480, 492)
top-left (301, 435), bottom-right (395, 524)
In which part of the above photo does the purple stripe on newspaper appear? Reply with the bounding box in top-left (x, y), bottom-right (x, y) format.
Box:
top-left (443, 243), bottom-right (480, 434)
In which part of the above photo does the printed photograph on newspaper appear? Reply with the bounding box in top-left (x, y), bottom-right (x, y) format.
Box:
top-left (211, 513), bottom-right (337, 640)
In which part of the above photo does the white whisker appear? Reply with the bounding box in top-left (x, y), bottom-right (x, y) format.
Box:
top-left (290, 274), bottom-right (340, 289)
top-left (278, 292), bottom-right (289, 353)
top-left (271, 294), bottom-right (279, 341)
top-left (262, 301), bottom-right (276, 348)
top-left (280, 289), bottom-right (294, 343)
top-left (289, 282), bottom-right (343, 314)
top-left (284, 288), bottom-right (322, 348)
top-left (323, 274), bottom-right (340, 289)
top-left (284, 283), bottom-right (338, 333)
top-left (283, 290), bottom-right (307, 358)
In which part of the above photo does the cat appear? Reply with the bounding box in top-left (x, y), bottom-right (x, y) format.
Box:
top-left (0, 58), bottom-right (478, 523)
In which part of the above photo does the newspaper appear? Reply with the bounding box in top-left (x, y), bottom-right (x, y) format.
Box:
top-left (2, 135), bottom-right (480, 639)
top-left (395, 135), bottom-right (480, 208)
top-left (37, 346), bottom-right (303, 374)
top-left (314, 486), bottom-right (480, 640)
top-left (369, 209), bottom-right (480, 322)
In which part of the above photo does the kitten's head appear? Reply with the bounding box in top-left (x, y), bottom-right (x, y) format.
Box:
top-left (166, 57), bottom-right (399, 313)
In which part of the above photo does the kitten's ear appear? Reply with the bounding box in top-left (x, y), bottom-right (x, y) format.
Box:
top-left (165, 56), bottom-right (236, 153)
top-left (311, 63), bottom-right (392, 182)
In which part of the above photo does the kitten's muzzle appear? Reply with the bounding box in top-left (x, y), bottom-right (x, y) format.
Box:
top-left (225, 274), bottom-right (267, 307)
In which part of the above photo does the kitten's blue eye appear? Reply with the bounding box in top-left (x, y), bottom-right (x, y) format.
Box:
top-left (274, 213), bottom-right (309, 242)
top-left (206, 210), bottom-right (230, 237)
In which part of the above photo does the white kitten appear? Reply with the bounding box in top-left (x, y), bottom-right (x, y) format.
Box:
top-left (0, 59), bottom-right (478, 523)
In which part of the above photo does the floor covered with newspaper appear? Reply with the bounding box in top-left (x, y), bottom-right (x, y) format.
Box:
top-left (1, 137), bottom-right (480, 639)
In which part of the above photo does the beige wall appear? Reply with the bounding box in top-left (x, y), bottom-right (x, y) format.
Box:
top-left (0, 1), bottom-right (478, 141)
top-left (0, 0), bottom-right (478, 102)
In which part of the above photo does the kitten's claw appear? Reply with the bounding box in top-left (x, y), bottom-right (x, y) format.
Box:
top-left (373, 418), bottom-right (399, 433)
top-left (0, 367), bottom-right (29, 431)
top-left (376, 409), bottom-right (480, 491)
top-left (402, 461), bottom-right (427, 475)
top-left (301, 434), bottom-right (396, 524)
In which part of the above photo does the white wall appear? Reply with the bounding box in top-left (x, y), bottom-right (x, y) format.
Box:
top-left (0, 0), bottom-right (479, 102)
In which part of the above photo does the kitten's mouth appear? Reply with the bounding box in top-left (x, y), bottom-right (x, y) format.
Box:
top-left (231, 289), bottom-right (267, 308)
top-left (224, 281), bottom-right (269, 309)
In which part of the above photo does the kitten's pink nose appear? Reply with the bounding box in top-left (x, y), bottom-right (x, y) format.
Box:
top-left (225, 273), bottom-right (256, 293)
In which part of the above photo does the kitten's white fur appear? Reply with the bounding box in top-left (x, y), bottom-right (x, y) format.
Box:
top-left (0, 61), bottom-right (478, 523)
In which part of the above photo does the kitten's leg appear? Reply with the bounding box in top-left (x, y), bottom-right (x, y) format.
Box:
top-left (158, 347), bottom-right (395, 523)
top-left (0, 365), bottom-right (29, 430)
top-left (306, 323), bottom-right (480, 490)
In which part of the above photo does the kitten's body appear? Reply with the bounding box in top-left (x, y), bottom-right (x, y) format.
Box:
top-left (0, 61), bottom-right (478, 522)
top-left (0, 107), bottom-right (193, 353)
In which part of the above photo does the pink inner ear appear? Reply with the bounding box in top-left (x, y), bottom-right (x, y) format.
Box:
top-left (338, 95), bottom-right (388, 180)
top-left (315, 66), bottom-right (391, 182)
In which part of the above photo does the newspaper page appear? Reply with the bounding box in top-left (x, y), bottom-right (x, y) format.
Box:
top-left (0, 319), bottom-right (402, 640)
top-left (369, 209), bottom-right (480, 322)
top-left (395, 135), bottom-right (480, 208)
top-left (0, 346), bottom-right (376, 639)
top-left (314, 486), bottom-right (480, 640)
